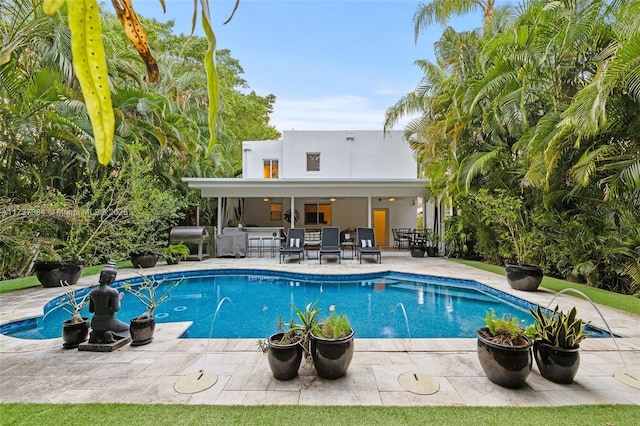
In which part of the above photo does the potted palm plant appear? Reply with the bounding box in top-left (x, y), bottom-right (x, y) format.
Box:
top-left (477, 309), bottom-right (533, 388)
top-left (476, 189), bottom-right (543, 291)
top-left (59, 281), bottom-right (91, 349)
top-left (124, 274), bottom-right (184, 346)
top-left (527, 305), bottom-right (587, 384)
top-left (161, 242), bottom-right (190, 265)
top-left (310, 309), bottom-right (354, 379)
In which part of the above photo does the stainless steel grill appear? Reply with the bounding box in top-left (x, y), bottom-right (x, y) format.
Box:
top-left (169, 226), bottom-right (211, 261)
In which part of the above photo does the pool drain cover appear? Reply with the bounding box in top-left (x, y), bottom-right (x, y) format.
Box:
top-left (174, 370), bottom-right (218, 394)
top-left (613, 370), bottom-right (640, 390)
top-left (398, 372), bottom-right (439, 395)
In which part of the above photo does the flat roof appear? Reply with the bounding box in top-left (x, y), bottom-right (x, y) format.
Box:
top-left (183, 178), bottom-right (429, 198)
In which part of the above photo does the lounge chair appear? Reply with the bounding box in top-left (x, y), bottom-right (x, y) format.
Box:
top-left (279, 228), bottom-right (305, 264)
top-left (319, 227), bottom-right (341, 264)
top-left (356, 227), bottom-right (382, 264)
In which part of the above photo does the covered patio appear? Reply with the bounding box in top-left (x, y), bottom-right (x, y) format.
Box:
top-left (183, 177), bottom-right (439, 249)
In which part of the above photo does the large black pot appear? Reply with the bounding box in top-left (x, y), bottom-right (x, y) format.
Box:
top-left (477, 327), bottom-right (533, 388)
top-left (165, 255), bottom-right (182, 265)
top-left (130, 316), bottom-right (156, 346)
top-left (425, 247), bottom-right (438, 257)
top-left (34, 260), bottom-right (84, 288)
top-left (410, 246), bottom-right (425, 258)
top-left (130, 253), bottom-right (159, 269)
top-left (310, 329), bottom-right (354, 379)
top-left (62, 318), bottom-right (89, 349)
top-left (505, 263), bottom-right (543, 291)
top-left (267, 333), bottom-right (303, 380)
top-left (533, 341), bottom-right (580, 384)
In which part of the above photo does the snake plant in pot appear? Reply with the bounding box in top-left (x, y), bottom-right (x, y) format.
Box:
top-left (527, 305), bottom-right (588, 384)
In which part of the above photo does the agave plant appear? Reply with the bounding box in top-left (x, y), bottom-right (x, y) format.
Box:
top-left (290, 301), bottom-right (321, 355)
top-left (257, 301), bottom-right (320, 356)
top-left (528, 305), bottom-right (588, 349)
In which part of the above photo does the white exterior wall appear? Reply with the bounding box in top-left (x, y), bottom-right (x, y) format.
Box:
top-left (242, 139), bottom-right (283, 179)
top-left (237, 130), bottom-right (428, 245)
top-left (242, 130), bottom-right (416, 179)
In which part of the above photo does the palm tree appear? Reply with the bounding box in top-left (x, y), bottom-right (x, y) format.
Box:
top-left (413, 0), bottom-right (497, 39)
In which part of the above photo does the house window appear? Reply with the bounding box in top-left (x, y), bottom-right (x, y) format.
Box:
top-left (263, 160), bottom-right (279, 178)
top-left (304, 203), bottom-right (331, 225)
top-left (270, 203), bottom-right (282, 221)
top-left (306, 153), bottom-right (320, 172)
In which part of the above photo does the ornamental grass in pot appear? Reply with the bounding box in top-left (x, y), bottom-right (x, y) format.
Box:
top-left (310, 310), bottom-right (354, 380)
top-left (527, 305), bottom-right (588, 384)
top-left (477, 309), bottom-right (533, 388)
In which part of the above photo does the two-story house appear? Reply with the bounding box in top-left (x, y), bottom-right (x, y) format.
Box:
top-left (184, 130), bottom-right (440, 247)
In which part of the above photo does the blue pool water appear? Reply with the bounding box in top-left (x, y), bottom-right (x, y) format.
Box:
top-left (0, 269), bottom-right (608, 339)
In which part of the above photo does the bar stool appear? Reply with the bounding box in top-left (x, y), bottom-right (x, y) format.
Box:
top-left (261, 236), bottom-right (274, 258)
top-left (248, 237), bottom-right (262, 258)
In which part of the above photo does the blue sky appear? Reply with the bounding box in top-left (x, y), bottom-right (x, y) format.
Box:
top-left (133, 0), bottom-right (488, 132)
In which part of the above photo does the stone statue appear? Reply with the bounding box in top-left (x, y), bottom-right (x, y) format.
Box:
top-left (88, 261), bottom-right (130, 344)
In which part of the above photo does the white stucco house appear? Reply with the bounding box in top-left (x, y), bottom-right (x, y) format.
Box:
top-left (184, 130), bottom-right (442, 248)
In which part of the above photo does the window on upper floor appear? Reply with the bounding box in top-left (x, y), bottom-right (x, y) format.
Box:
top-left (306, 153), bottom-right (320, 172)
top-left (263, 159), bottom-right (279, 178)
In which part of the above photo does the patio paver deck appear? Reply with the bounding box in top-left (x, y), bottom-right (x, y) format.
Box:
top-left (1, 255), bottom-right (638, 406)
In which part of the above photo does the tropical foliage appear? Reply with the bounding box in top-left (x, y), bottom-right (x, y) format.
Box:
top-left (388, 0), bottom-right (640, 295)
top-left (0, 1), bottom-right (279, 279)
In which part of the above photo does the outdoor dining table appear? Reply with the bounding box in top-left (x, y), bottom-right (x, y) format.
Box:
top-left (398, 229), bottom-right (427, 247)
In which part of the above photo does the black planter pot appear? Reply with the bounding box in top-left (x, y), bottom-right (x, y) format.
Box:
top-left (477, 327), bottom-right (533, 388)
top-left (62, 318), bottom-right (89, 349)
top-left (410, 246), bottom-right (425, 258)
top-left (565, 273), bottom-right (586, 284)
top-left (310, 329), bottom-right (355, 379)
top-left (425, 247), bottom-right (438, 257)
top-left (34, 260), bottom-right (84, 288)
top-left (130, 253), bottom-right (159, 269)
top-left (165, 255), bottom-right (182, 265)
top-left (267, 333), bottom-right (304, 380)
top-left (533, 340), bottom-right (580, 384)
top-left (505, 263), bottom-right (543, 291)
top-left (130, 316), bottom-right (156, 346)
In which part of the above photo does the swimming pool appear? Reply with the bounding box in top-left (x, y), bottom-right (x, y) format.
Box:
top-left (0, 269), bottom-right (607, 340)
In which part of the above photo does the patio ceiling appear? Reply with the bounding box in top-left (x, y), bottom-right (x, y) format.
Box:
top-left (183, 178), bottom-right (430, 198)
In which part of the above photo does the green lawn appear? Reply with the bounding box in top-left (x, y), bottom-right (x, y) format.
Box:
top-left (2, 404), bottom-right (639, 426)
top-left (450, 259), bottom-right (640, 316)
top-left (0, 261), bottom-right (133, 294)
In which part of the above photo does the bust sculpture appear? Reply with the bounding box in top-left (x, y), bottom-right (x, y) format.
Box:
top-left (88, 261), bottom-right (130, 344)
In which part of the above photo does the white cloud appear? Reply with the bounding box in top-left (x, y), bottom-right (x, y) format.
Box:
top-left (272, 95), bottom-right (407, 131)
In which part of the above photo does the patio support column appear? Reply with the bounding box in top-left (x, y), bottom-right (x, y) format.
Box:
top-left (290, 196), bottom-right (295, 228)
top-left (217, 197), bottom-right (222, 234)
top-left (367, 196), bottom-right (372, 228)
